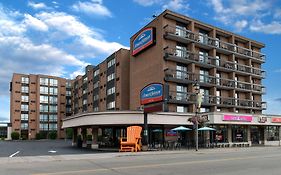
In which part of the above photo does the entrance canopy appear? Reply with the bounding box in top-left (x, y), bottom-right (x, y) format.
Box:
top-left (198, 127), bottom-right (216, 131)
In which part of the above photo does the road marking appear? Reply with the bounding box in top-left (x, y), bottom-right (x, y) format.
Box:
top-left (9, 151), bottom-right (20, 158)
top-left (32, 154), bottom-right (281, 175)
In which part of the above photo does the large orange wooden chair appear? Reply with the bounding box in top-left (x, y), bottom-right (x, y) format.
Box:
top-left (120, 126), bottom-right (142, 152)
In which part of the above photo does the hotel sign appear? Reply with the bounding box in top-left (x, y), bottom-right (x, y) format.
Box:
top-left (223, 115), bottom-right (253, 122)
top-left (272, 117), bottom-right (281, 123)
top-left (140, 83), bottom-right (163, 105)
top-left (132, 27), bottom-right (156, 56)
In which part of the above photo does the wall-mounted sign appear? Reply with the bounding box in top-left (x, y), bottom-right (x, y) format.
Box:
top-left (132, 27), bottom-right (156, 56)
top-left (258, 117), bottom-right (267, 123)
top-left (166, 130), bottom-right (177, 136)
top-left (140, 83), bottom-right (163, 105)
top-left (271, 117), bottom-right (281, 123)
top-left (223, 115), bottom-right (252, 122)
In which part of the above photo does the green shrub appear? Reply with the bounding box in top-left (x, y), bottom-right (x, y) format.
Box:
top-left (49, 131), bottom-right (57, 140)
top-left (11, 132), bottom-right (20, 140)
top-left (0, 137), bottom-right (5, 141)
top-left (35, 133), bottom-right (41, 140)
top-left (66, 128), bottom-right (73, 139)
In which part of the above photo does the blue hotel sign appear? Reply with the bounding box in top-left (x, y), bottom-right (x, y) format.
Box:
top-left (132, 27), bottom-right (156, 56)
top-left (140, 83), bottom-right (163, 105)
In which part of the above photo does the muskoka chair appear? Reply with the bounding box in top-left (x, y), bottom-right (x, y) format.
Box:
top-left (120, 126), bottom-right (142, 152)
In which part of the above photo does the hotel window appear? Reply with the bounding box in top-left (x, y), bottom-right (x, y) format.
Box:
top-left (107, 58), bottom-right (116, 68)
top-left (266, 126), bottom-right (279, 141)
top-left (94, 69), bottom-right (100, 77)
top-left (49, 115), bottom-right (57, 122)
top-left (175, 45), bottom-right (187, 58)
top-left (40, 78), bottom-right (49, 86)
top-left (66, 107), bottom-right (71, 113)
top-left (200, 88), bottom-right (209, 104)
top-left (49, 123), bottom-right (57, 131)
top-left (107, 87), bottom-right (115, 95)
top-left (49, 105), bottom-right (57, 113)
top-left (199, 29), bottom-right (208, 44)
top-left (21, 77), bottom-right (29, 84)
top-left (40, 114), bottom-right (48, 122)
top-left (66, 90), bottom-right (71, 96)
top-left (49, 87), bottom-right (58, 95)
top-left (176, 65), bottom-right (187, 79)
top-left (49, 96), bottom-right (57, 104)
top-left (94, 81), bottom-right (99, 89)
top-left (216, 54), bottom-right (220, 66)
top-left (107, 101), bottom-right (115, 110)
top-left (93, 107), bottom-right (99, 112)
top-left (199, 50), bottom-right (209, 64)
top-left (66, 81), bottom-right (71, 88)
top-left (39, 123), bottom-right (48, 131)
top-left (40, 95), bottom-right (49, 103)
top-left (83, 88), bottom-right (88, 95)
top-left (21, 86), bottom-right (29, 93)
top-left (21, 123), bottom-right (28, 130)
top-left (21, 95), bottom-right (29, 102)
top-left (21, 114), bottom-right (29, 121)
top-left (40, 104), bottom-right (48, 112)
top-left (176, 106), bottom-right (187, 113)
top-left (216, 90), bottom-right (221, 105)
top-left (107, 73), bottom-right (115, 82)
top-left (200, 107), bottom-right (210, 113)
top-left (66, 99), bottom-right (71, 105)
top-left (215, 36), bottom-right (220, 47)
top-left (21, 104), bottom-right (29, 111)
top-left (93, 94), bottom-right (99, 101)
top-left (176, 85), bottom-right (187, 101)
top-left (49, 79), bottom-right (58, 86)
top-left (83, 99), bottom-right (87, 105)
top-left (83, 77), bottom-right (88, 83)
top-left (199, 69), bottom-right (209, 83)
top-left (175, 24), bottom-right (186, 37)
top-left (216, 73), bottom-right (221, 86)
top-left (40, 86), bottom-right (48, 94)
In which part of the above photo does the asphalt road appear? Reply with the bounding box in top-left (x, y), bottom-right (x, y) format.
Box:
top-left (2, 147), bottom-right (281, 175)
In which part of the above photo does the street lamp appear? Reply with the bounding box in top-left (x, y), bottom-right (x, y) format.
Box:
top-left (193, 82), bottom-right (200, 151)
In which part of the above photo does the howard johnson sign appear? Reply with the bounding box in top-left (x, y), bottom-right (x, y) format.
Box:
top-left (132, 27), bottom-right (156, 56)
top-left (140, 83), bottom-right (163, 105)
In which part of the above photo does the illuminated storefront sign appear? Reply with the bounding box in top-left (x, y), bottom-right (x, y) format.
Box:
top-left (132, 27), bottom-right (155, 56)
top-left (223, 115), bottom-right (253, 122)
top-left (140, 83), bottom-right (163, 105)
top-left (271, 117), bottom-right (281, 123)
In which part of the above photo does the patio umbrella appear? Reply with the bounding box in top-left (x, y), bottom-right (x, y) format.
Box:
top-left (172, 126), bottom-right (192, 131)
top-left (198, 127), bottom-right (216, 131)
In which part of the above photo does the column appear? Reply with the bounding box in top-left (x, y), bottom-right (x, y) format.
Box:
top-left (91, 127), bottom-right (99, 149)
top-left (72, 128), bottom-right (78, 147)
top-left (247, 126), bottom-right (251, 146)
top-left (227, 125), bottom-right (232, 144)
top-left (82, 128), bottom-right (87, 148)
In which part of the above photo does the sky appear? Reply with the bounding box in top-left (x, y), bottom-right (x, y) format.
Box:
top-left (0, 0), bottom-right (281, 122)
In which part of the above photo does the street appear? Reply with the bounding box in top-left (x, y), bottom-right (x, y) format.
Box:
top-left (1, 147), bottom-right (281, 175)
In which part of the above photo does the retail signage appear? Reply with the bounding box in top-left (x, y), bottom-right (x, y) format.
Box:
top-left (223, 115), bottom-right (252, 122)
top-left (271, 117), bottom-right (281, 123)
top-left (140, 83), bottom-right (163, 105)
top-left (258, 117), bottom-right (267, 123)
top-left (166, 130), bottom-right (177, 136)
top-left (132, 27), bottom-right (156, 56)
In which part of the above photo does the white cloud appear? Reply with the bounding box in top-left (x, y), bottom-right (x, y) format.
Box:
top-left (133, 0), bottom-right (161, 6)
top-left (72, 0), bottom-right (112, 17)
top-left (28, 1), bottom-right (48, 10)
top-left (162, 0), bottom-right (189, 11)
top-left (234, 20), bottom-right (248, 32)
top-left (24, 14), bottom-right (48, 31)
top-left (274, 8), bottom-right (281, 19)
top-left (250, 20), bottom-right (281, 34)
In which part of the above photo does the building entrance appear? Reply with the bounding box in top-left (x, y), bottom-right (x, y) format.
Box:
top-left (250, 126), bottom-right (264, 145)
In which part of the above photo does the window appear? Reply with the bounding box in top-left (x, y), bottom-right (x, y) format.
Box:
top-left (216, 73), bottom-right (221, 86)
top-left (176, 65), bottom-right (187, 79)
top-left (39, 123), bottom-right (48, 131)
top-left (40, 78), bottom-right (48, 85)
top-left (83, 88), bottom-right (88, 95)
top-left (266, 126), bottom-right (279, 141)
top-left (40, 86), bottom-right (48, 94)
top-left (176, 85), bottom-right (187, 100)
top-left (107, 87), bottom-right (115, 95)
top-left (40, 104), bottom-right (48, 112)
top-left (49, 105), bottom-right (57, 113)
top-left (49, 115), bottom-right (57, 122)
top-left (107, 101), bottom-right (115, 110)
top-left (21, 95), bottom-right (29, 102)
top-left (175, 24), bottom-right (186, 37)
top-left (40, 95), bottom-right (48, 103)
top-left (216, 54), bottom-right (220, 66)
top-left (21, 123), bottom-right (28, 130)
top-left (176, 45), bottom-right (187, 58)
top-left (200, 88), bottom-right (209, 104)
top-left (177, 106), bottom-right (187, 113)
top-left (49, 96), bottom-right (57, 104)
top-left (199, 50), bottom-right (209, 64)
top-left (40, 114), bottom-right (48, 122)
top-left (21, 114), bottom-right (28, 121)
top-left (21, 77), bottom-right (29, 84)
top-left (66, 81), bottom-right (71, 88)
top-left (66, 99), bottom-right (71, 105)
top-left (200, 107), bottom-right (210, 112)
top-left (199, 29), bottom-right (208, 44)
top-left (94, 69), bottom-right (100, 77)
top-left (107, 58), bottom-right (116, 68)
top-left (83, 77), bottom-right (88, 83)
top-left (66, 90), bottom-right (71, 96)
top-left (232, 125), bottom-right (247, 142)
top-left (49, 79), bottom-right (58, 86)
top-left (49, 87), bottom-right (58, 95)
top-left (93, 94), bottom-right (99, 101)
top-left (199, 69), bottom-right (209, 83)
top-left (107, 73), bottom-right (115, 82)
top-left (94, 107), bottom-right (99, 112)
top-left (66, 107), bottom-right (71, 113)
top-left (21, 86), bottom-right (29, 93)
top-left (49, 123), bottom-right (57, 131)
top-left (83, 99), bottom-right (87, 105)
top-left (216, 90), bottom-right (221, 104)
top-left (94, 81), bottom-right (99, 89)
top-left (21, 104), bottom-right (28, 111)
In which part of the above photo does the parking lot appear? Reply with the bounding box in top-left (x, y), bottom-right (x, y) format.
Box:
top-left (0, 140), bottom-right (111, 157)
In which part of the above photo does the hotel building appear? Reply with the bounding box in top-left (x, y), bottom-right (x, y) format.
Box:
top-left (10, 73), bottom-right (72, 139)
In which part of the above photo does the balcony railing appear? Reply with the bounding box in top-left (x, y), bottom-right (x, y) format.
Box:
top-left (168, 91), bottom-right (266, 110)
top-left (164, 47), bottom-right (265, 78)
top-left (163, 25), bottom-right (266, 62)
top-left (164, 69), bottom-right (265, 94)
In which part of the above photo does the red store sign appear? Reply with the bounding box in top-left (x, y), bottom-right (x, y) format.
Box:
top-left (271, 118), bottom-right (281, 123)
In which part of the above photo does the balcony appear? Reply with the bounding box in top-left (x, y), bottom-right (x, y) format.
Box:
top-left (164, 47), bottom-right (265, 78)
top-left (163, 25), bottom-right (266, 63)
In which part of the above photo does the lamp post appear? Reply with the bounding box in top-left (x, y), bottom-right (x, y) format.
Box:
top-left (193, 82), bottom-right (200, 151)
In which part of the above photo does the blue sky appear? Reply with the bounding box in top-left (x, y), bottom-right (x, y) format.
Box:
top-left (0, 0), bottom-right (281, 122)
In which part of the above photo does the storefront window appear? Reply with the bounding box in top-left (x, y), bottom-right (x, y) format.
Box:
top-left (211, 125), bottom-right (228, 143)
top-left (266, 126), bottom-right (279, 141)
top-left (232, 125), bottom-right (247, 142)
